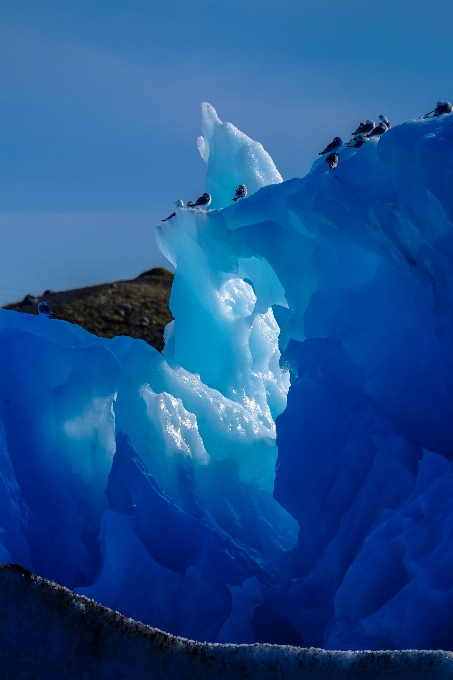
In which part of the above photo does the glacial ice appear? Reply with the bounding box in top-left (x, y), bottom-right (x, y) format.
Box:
top-left (1, 104), bottom-right (453, 656)
top-left (196, 102), bottom-right (283, 210)
top-left (3, 565), bottom-right (453, 680)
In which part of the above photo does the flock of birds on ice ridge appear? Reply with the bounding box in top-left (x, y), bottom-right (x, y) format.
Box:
top-left (33, 102), bottom-right (452, 320)
top-left (156, 100), bottom-right (451, 220)
top-left (317, 100), bottom-right (451, 171)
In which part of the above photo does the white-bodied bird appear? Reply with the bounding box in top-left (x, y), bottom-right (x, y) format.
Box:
top-left (351, 120), bottom-right (375, 136)
top-left (319, 137), bottom-right (343, 156)
top-left (424, 101), bottom-right (453, 118)
top-left (162, 200), bottom-right (184, 222)
top-left (366, 122), bottom-right (388, 139)
top-left (346, 135), bottom-right (368, 148)
top-left (189, 193), bottom-right (212, 208)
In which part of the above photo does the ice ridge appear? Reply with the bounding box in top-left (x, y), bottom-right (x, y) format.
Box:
top-left (0, 104), bottom-right (453, 652)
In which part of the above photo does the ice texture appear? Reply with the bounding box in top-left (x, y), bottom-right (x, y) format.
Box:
top-left (2, 565), bottom-right (453, 680)
top-left (1, 106), bottom-right (453, 655)
top-left (196, 103), bottom-right (282, 210)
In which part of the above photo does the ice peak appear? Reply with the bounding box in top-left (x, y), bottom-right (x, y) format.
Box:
top-left (196, 102), bottom-right (282, 210)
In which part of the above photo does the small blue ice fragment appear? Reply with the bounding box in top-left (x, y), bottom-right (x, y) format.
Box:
top-left (38, 301), bottom-right (53, 317)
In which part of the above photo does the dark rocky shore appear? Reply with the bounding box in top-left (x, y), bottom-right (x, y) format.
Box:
top-left (2, 268), bottom-right (174, 352)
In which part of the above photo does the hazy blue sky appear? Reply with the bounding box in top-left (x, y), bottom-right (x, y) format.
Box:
top-left (1, 0), bottom-right (452, 305)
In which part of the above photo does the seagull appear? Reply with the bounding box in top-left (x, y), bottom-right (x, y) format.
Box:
top-left (351, 120), bottom-right (375, 136)
top-left (162, 200), bottom-right (184, 222)
top-left (325, 152), bottom-right (339, 170)
top-left (38, 301), bottom-right (53, 317)
top-left (346, 134), bottom-right (368, 148)
top-left (366, 122), bottom-right (388, 139)
top-left (424, 101), bottom-right (453, 118)
top-left (232, 184), bottom-right (247, 202)
top-left (319, 137), bottom-right (343, 155)
top-left (379, 115), bottom-right (391, 129)
top-left (188, 192), bottom-right (212, 208)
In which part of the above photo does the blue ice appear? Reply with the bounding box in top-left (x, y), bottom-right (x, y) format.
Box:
top-left (1, 104), bottom-right (453, 651)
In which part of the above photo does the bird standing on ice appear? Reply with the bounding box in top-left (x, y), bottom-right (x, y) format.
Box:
top-left (325, 153), bottom-right (339, 170)
top-left (232, 185), bottom-right (247, 201)
top-left (188, 193), bottom-right (212, 208)
top-left (346, 135), bottom-right (368, 148)
top-left (319, 137), bottom-right (343, 155)
top-left (162, 200), bottom-right (184, 222)
top-left (366, 122), bottom-right (388, 139)
top-left (424, 101), bottom-right (453, 118)
top-left (351, 120), bottom-right (375, 136)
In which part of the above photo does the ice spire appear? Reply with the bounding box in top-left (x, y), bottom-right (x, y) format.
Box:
top-left (196, 103), bottom-right (282, 210)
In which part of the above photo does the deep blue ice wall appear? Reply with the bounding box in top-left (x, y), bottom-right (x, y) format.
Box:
top-left (0, 311), bottom-right (296, 643)
top-left (1, 107), bottom-right (453, 650)
top-left (156, 111), bottom-right (453, 649)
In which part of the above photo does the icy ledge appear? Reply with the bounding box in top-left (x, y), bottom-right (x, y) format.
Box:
top-left (1, 565), bottom-right (451, 680)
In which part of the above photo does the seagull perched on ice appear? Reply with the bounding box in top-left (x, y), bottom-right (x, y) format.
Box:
top-left (162, 200), bottom-right (184, 222)
top-left (232, 185), bottom-right (247, 202)
top-left (319, 137), bottom-right (343, 156)
top-left (351, 120), bottom-right (375, 136)
top-left (424, 101), bottom-right (453, 118)
top-left (325, 152), bottom-right (339, 170)
top-left (366, 122), bottom-right (388, 139)
top-left (346, 135), bottom-right (368, 148)
top-left (38, 301), bottom-right (53, 317)
top-left (379, 115), bottom-right (391, 129)
top-left (188, 192), bottom-right (212, 208)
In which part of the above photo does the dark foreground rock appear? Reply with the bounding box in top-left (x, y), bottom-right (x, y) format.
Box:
top-left (0, 565), bottom-right (452, 680)
top-left (2, 268), bottom-right (174, 352)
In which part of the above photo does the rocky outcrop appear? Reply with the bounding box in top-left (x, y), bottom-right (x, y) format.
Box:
top-left (2, 268), bottom-right (173, 352)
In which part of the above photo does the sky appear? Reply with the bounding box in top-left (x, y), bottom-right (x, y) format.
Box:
top-left (1, 0), bottom-right (452, 305)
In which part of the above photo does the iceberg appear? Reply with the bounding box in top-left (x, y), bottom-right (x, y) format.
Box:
top-left (1, 103), bottom-right (453, 657)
